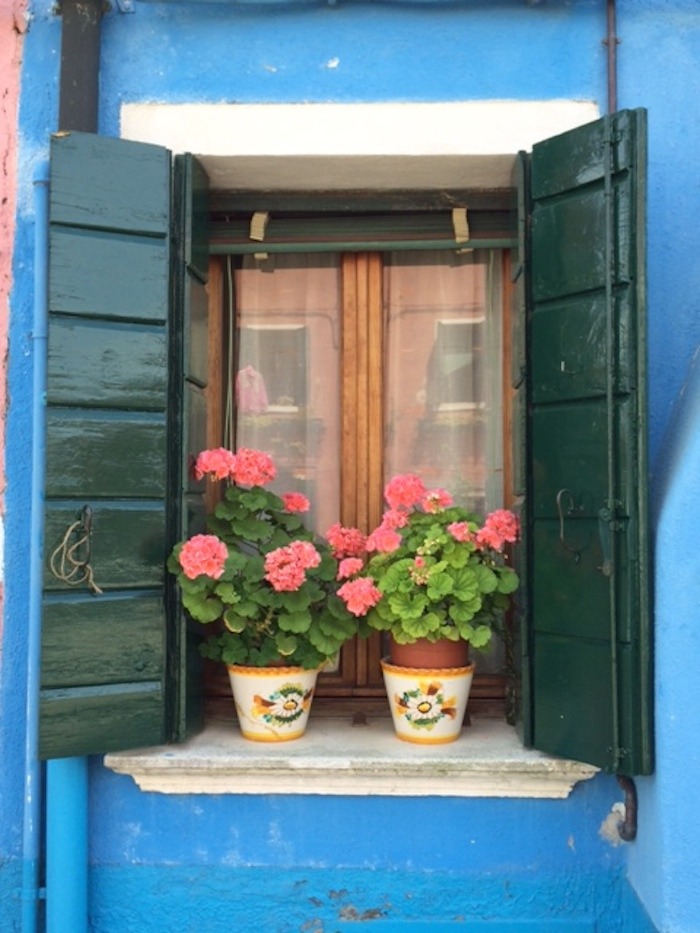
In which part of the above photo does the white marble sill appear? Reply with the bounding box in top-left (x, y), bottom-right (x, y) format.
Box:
top-left (105, 709), bottom-right (598, 798)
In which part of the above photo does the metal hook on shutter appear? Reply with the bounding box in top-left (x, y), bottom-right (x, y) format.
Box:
top-left (48, 504), bottom-right (103, 595)
top-left (556, 488), bottom-right (588, 564)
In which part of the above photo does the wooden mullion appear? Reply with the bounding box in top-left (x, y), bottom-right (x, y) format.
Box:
top-left (365, 253), bottom-right (387, 685)
top-left (367, 253), bottom-right (384, 531)
top-left (355, 252), bottom-right (370, 531)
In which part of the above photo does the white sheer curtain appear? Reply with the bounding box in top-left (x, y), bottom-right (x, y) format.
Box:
top-left (231, 254), bottom-right (341, 534)
top-left (383, 249), bottom-right (504, 513)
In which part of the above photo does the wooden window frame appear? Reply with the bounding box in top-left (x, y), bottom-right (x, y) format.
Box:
top-left (205, 243), bottom-right (514, 712)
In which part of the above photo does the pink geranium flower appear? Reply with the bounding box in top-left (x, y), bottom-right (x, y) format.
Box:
top-left (476, 509), bottom-right (520, 552)
top-left (366, 525), bottom-right (403, 554)
top-left (381, 508), bottom-right (409, 530)
top-left (337, 557), bottom-right (364, 580)
top-left (338, 577), bottom-right (383, 616)
top-left (194, 447), bottom-right (237, 481)
top-left (422, 488), bottom-right (454, 513)
top-left (281, 492), bottom-right (310, 513)
top-left (448, 521), bottom-right (475, 543)
top-left (264, 540), bottom-right (321, 592)
top-left (384, 473), bottom-right (427, 511)
top-left (178, 534), bottom-right (228, 580)
top-left (231, 448), bottom-right (276, 487)
top-left (326, 523), bottom-right (367, 559)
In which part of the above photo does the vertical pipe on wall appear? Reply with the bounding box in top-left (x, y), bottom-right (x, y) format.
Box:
top-left (46, 759), bottom-right (88, 933)
top-left (58, 0), bottom-right (102, 133)
top-left (22, 163), bottom-right (50, 933)
top-left (605, 0), bottom-right (619, 113)
top-left (43, 3), bottom-right (104, 930)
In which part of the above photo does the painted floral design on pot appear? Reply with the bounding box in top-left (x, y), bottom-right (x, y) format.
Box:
top-left (393, 679), bottom-right (458, 730)
top-left (252, 682), bottom-right (314, 728)
top-left (228, 665), bottom-right (319, 742)
top-left (381, 659), bottom-right (475, 744)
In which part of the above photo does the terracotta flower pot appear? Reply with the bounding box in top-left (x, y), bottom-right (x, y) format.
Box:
top-left (388, 635), bottom-right (469, 669)
top-left (227, 664), bottom-right (319, 742)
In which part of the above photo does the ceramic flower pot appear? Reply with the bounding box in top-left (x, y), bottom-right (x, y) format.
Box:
top-left (380, 655), bottom-right (475, 744)
top-left (227, 664), bottom-right (319, 742)
top-left (388, 635), bottom-right (469, 669)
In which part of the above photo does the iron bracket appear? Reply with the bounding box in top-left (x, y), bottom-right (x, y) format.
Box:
top-left (113, 0), bottom-right (135, 13)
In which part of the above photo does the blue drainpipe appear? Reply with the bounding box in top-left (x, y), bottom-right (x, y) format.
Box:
top-left (46, 758), bottom-right (88, 932)
top-left (22, 162), bottom-right (50, 933)
top-left (25, 159), bottom-right (89, 933)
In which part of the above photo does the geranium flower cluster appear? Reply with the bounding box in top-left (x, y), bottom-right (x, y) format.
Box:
top-left (169, 447), bottom-right (360, 670)
top-left (330, 472), bottom-right (521, 645)
top-left (264, 540), bottom-right (322, 592)
top-left (178, 533), bottom-right (229, 581)
top-left (195, 446), bottom-right (276, 487)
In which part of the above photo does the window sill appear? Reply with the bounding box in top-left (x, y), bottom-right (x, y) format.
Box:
top-left (104, 707), bottom-right (598, 798)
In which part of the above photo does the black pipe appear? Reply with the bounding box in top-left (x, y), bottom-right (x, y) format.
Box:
top-left (58, 0), bottom-right (104, 133)
top-left (604, 0), bottom-right (619, 114)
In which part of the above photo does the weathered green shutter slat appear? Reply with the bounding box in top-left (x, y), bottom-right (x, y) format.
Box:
top-left (42, 594), bottom-right (164, 686)
top-left (44, 505), bottom-right (166, 591)
top-left (164, 154), bottom-right (210, 742)
top-left (49, 227), bottom-right (169, 321)
top-left (40, 132), bottom-right (174, 758)
top-left (525, 110), bottom-right (651, 774)
top-left (48, 317), bottom-right (168, 409)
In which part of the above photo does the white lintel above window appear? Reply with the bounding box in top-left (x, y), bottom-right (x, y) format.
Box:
top-left (120, 100), bottom-right (600, 191)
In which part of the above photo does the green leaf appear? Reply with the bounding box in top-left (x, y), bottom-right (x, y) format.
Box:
top-left (470, 624), bottom-right (493, 648)
top-left (240, 489), bottom-right (271, 511)
top-left (449, 602), bottom-right (479, 624)
top-left (426, 571), bottom-right (454, 600)
top-left (278, 611), bottom-right (312, 633)
top-left (181, 590), bottom-right (223, 623)
top-left (222, 610), bottom-right (246, 633)
top-left (401, 611), bottom-right (443, 639)
top-left (473, 563), bottom-right (499, 594)
top-left (281, 589), bottom-right (313, 612)
top-left (450, 565), bottom-right (480, 602)
top-left (214, 582), bottom-right (241, 604)
top-left (497, 568), bottom-right (520, 594)
top-left (388, 590), bottom-right (429, 620)
top-left (275, 633), bottom-right (299, 656)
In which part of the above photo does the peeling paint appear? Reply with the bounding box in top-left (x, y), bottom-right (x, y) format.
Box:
top-left (599, 803), bottom-right (627, 847)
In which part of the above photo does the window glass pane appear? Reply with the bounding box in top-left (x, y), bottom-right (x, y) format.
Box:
top-left (232, 254), bottom-right (341, 534)
top-left (383, 249), bottom-right (503, 513)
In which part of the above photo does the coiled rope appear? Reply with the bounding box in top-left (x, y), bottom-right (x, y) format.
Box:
top-left (48, 505), bottom-right (103, 595)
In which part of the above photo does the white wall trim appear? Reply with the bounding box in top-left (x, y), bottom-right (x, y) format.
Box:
top-left (121, 100), bottom-right (600, 190)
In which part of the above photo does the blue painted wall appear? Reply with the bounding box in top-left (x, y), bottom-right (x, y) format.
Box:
top-left (4, 0), bottom-right (700, 929)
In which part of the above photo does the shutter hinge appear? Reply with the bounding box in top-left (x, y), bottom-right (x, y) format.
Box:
top-left (597, 501), bottom-right (622, 577)
top-left (112, 0), bottom-right (135, 13)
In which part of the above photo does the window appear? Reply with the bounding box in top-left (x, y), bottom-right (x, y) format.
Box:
top-left (204, 247), bottom-right (509, 704)
top-left (40, 110), bottom-right (652, 776)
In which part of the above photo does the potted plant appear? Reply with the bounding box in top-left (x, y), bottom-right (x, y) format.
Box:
top-left (168, 446), bottom-right (358, 742)
top-left (336, 473), bottom-right (520, 744)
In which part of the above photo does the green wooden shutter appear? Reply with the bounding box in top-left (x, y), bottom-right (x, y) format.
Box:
top-left (165, 154), bottom-right (209, 741)
top-left (508, 150), bottom-right (532, 743)
top-left (522, 110), bottom-right (652, 774)
top-left (40, 132), bottom-right (205, 757)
